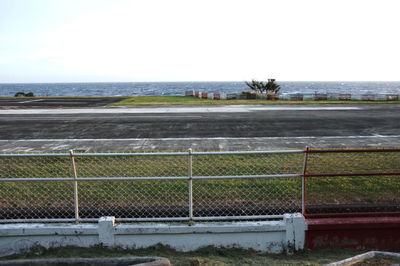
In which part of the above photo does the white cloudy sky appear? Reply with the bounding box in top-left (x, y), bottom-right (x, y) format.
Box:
top-left (0, 0), bottom-right (399, 83)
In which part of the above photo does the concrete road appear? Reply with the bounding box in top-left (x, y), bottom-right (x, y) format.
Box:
top-left (1, 103), bottom-right (399, 151)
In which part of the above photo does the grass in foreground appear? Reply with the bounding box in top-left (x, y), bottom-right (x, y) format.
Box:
top-left (109, 96), bottom-right (400, 106)
top-left (0, 150), bottom-right (399, 210)
top-left (1, 245), bottom-right (369, 266)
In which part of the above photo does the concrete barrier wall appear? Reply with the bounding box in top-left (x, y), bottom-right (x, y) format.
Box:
top-left (185, 91), bottom-right (400, 101)
top-left (3, 213), bottom-right (399, 255)
top-left (306, 217), bottom-right (400, 252)
top-left (0, 214), bottom-right (306, 256)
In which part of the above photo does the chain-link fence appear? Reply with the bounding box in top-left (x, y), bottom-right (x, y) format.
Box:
top-left (0, 150), bottom-right (303, 223)
top-left (1, 148), bottom-right (399, 223)
top-left (303, 148), bottom-right (400, 218)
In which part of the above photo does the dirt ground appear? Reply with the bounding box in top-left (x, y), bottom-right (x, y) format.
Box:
top-left (0, 245), bottom-right (372, 266)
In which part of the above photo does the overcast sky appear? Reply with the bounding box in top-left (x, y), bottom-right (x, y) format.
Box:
top-left (0, 0), bottom-right (399, 83)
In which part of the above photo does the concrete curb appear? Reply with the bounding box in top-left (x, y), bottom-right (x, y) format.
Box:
top-left (324, 251), bottom-right (400, 266)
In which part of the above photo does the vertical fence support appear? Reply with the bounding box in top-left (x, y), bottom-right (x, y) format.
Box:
top-left (188, 148), bottom-right (193, 225)
top-left (69, 150), bottom-right (80, 223)
top-left (301, 147), bottom-right (309, 216)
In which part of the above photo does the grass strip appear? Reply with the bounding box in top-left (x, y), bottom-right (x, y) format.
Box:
top-left (1, 95), bottom-right (398, 105)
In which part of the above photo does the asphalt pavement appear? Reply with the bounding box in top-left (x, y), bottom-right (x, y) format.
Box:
top-left (0, 97), bottom-right (125, 108)
top-left (1, 98), bottom-right (400, 151)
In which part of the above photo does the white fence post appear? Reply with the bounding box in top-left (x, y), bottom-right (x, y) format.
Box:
top-left (284, 213), bottom-right (306, 254)
top-left (98, 216), bottom-right (116, 247)
top-left (69, 150), bottom-right (80, 223)
top-left (301, 147), bottom-right (309, 216)
top-left (188, 148), bottom-right (193, 225)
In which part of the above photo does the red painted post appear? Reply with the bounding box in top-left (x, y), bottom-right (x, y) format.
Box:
top-left (302, 147), bottom-right (310, 216)
top-left (306, 148), bottom-right (400, 153)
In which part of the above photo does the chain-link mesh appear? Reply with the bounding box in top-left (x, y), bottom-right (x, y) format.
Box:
top-left (0, 151), bottom-right (304, 222)
top-left (0, 154), bottom-right (75, 220)
top-left (191, 152), bottom-right (303, 220)
top-left (305, 149), bottom-right (400, 216)
top-left (3, 149), bottom-right (398, 222)
top-left (74, 155), bottom-right (188, 177)
top-left (306, 175), bottom-right (400, 215)
top-left (0, 181), bottom-right (74, 219)
top-left (78, 180), bottom-right (188, 219)
top-left (0, 155), bottom-right (72, 178)
top-left (193, 153), bottom-right (303, 176)
top-left (306, 150), bottom-right (400, 175)
top-left (193, 177), bottom-right (301, 218)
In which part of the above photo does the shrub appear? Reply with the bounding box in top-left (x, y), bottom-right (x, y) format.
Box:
top-left (14, 91), bottom-right (35, 97)
top-left (14, 92), bottom-right (26, 97)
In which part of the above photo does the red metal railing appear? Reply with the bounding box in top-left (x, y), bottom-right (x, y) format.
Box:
top-left (302, 148), bottom-right (400, 218)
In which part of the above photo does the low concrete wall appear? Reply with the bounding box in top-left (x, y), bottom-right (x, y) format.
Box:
top-left (5, 214), bottom-right (400, 257)
top-left (0, 214), bottom-right (306, 256)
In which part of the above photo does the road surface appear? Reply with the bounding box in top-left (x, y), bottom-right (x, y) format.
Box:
top-left (1, 100), bottom-right (399, 151)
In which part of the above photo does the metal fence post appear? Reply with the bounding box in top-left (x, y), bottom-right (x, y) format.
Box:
top-left (188, 148), bottom-right (193, 225)
top-left (69, 150), bottom-right (80, 223)
top-left (301, 146), bottom-right (309, 216)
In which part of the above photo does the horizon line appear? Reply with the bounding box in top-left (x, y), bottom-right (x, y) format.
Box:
top-left (1, 80), bottom-right (400, 84)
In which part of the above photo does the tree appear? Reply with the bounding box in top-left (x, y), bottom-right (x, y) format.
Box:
top-left (245, 79), bottom-right (280, 94)
top-left (265, 79), bottom-right (281, 94)
top-left (245, 80), bottom-right (267, 94)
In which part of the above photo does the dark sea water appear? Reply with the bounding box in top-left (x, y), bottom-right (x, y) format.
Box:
top-left (0, 81), bottom-right (400, 97)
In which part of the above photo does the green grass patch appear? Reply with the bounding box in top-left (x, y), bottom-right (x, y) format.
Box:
top-left (109, 96), bottom-right (400, 106)
top-left (109, 96), bottom-right (217, 105)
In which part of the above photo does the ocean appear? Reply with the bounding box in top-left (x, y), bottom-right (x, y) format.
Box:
top-left (0, 81), bottom-right (400, 97)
